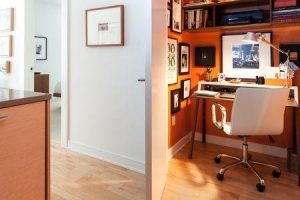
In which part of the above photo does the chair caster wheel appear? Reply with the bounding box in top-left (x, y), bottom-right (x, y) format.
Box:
top-left (272, 170), bottom-right (281, 178)
top-left (256, 183), bottom-right (265, 192)
top-left (216, 173), bottom-right (224, 181)
top-left (214, 157), bottom-right (221, 164)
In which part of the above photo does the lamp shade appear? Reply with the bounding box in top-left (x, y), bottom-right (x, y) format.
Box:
top-left (242, 32), bottom-right (259, 44)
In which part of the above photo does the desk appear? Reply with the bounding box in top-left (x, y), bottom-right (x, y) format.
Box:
top-left (188, 82), bottom-right (300, 185)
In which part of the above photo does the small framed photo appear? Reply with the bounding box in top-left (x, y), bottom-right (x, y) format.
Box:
top-left (181, 79), bottom-right (191, 100)
top-left (171, 0), bottom-right (182, 34)
top-left (171, 89), bottom-right (181, 114)
top-left (279, 44), bottom-right (300, 66)
top-left (86, 5), bottom-right (124, 47)
top-left (35, 36), bottom-right (47, 60)
top-left (179, 43), bottom-right (190, 75)
top-left (0, 36), bottom-right (12, 57)
top-left (0, 8), bottom-right (14, 32)
top-left (168, 37), bottom-right (178, 85)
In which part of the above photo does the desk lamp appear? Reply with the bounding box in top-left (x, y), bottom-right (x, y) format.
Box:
top-left (242, 32), bottom-right (299, 87)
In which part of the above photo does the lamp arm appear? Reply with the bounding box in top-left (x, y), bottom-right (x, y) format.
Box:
top-left (258, 35), bottom-right (289, 58)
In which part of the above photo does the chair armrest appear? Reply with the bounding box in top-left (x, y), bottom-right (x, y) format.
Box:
top-left (212, 103), bottom-right (227, 130)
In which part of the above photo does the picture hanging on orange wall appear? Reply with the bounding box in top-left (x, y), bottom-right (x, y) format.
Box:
top-left (181, 79), bottom-right (191, 100)
top-left (179, 43), bottom-right (190, 75)
top-left (168, 38), bottom-right (178, 85)
top-left (171, 89), bottom-right (181, 114)
top-left (171, 0), bottom-right (182, 33)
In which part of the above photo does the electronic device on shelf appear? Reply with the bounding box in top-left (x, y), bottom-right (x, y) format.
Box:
top-left (221, 9), bottom-right (265, 26)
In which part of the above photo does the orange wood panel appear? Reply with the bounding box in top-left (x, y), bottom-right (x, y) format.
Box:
top-left (0, 102), bottom-right (47, 200)
top-left (168, 25), bottom-right (300, 149)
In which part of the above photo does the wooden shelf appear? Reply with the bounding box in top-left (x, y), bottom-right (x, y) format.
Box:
top-left (183, 0), bottom-right (264, 9)
top-left (183, 21), bottom-right (300, 33)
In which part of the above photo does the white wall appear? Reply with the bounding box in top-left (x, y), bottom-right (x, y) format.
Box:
top-left (34, 0), bottom-right (61, 94)
top-left (0, 0), bottom-right (25, 90)
top-left (68, 0), bottom-right (146, 174)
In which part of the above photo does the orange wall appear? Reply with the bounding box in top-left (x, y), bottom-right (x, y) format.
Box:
top-left (168, 25), bottom-right (300, 149)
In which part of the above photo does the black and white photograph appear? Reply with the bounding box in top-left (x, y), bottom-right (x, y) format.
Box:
top-left (222, 32), bottom-right (272, 79)
top-left (181, 79), bottom-right (191, 100)
top-left (168, 38), bottom-right (178, 85)
top-left (232, 44), bottom-right (259, 69)
top-left (179, 43), bottom-right (190, 75)
top-left (171, 0), bottom-right (182, 33)
top-left (35, 36), bottom-right (47, 60)
top-left (171, 89), bottom-right (181, 114)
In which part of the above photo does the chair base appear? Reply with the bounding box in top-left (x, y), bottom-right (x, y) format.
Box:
top-left (215, 137), bottom-right (281, 192)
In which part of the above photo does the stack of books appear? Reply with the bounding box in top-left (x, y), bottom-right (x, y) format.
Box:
top-left (273, 0), bottom-right (299, 22)
top-left (273, 8), bottom-right (300, 23)
top-left (184, 9), bottom-right (210, 30)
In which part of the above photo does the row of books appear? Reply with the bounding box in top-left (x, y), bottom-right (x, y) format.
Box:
top-left (184, 9), bottom-right (210, 30)
top-left (272, 7), bottom-right (300, 22)
top-left (273, 0), bottom-right (298, 10)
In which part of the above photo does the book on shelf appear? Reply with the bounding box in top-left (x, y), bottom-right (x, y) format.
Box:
top-left (274, 0), bottom-right (298, 9)
top-left (184, 9), bottom-right (210, 30)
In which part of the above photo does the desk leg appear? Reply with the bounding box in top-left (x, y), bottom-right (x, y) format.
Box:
top-left (202, 99), bottom-right (206, 143)
top-left (189, 98), bottom-right (200, 159)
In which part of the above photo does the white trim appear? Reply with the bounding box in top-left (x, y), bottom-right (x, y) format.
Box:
top-left (168, 132), bottom-right (287, 159)
top-left (61, 0), bottom-right (69, 148)
top-left (68, 141), bottom-right (145, 174)
top-left (167, 133), bottom-right (191, 160)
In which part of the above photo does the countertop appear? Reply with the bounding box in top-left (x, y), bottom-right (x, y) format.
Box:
top-left (0, 88), bottom-right (51, 109)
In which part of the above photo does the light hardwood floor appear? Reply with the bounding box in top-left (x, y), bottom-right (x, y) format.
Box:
top-left (51, 141), bottom-right (145, 200)
top-left (162, 141), bottom-right (300, 200)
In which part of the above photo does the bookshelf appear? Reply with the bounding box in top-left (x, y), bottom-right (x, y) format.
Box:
top-left (183, 0), bottom-right (300, 33)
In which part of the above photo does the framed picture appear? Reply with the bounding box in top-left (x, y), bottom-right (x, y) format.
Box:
top-left (279, 44), bottom-right (300, 66)
top-left (181, 79), bottom-right (191, 100)
top-left (195, 46), bottom-right (215, 67)
top-left (222, 32), bottom-right (272, 79)
top-left (171, 89), bottom-right (181, 114)
top-left (168, 37), bottom-right (178, 85)
top-left (171, 0), bottom-right (182, 33)
top-left (0, 8), bottom-right (14, 32)
top-left (179, 43), bottom-right (190, 75)
top-left (35, 36), bottom-right (47, 60)
top-left (0, 36), bottom-right (12, 57)
top-left (167, 9), bottom-right (171, 28)
top-left (86, 5), bottom-right (124, 47)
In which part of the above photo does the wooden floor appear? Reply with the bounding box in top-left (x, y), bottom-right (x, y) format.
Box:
top-left (51, 141), bottom-right (145, 200)
top-left (162, 142), bottom-right (300, 200)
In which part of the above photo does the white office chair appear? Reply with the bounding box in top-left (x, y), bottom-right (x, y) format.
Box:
top-left (212, 87), bottom-right (289, 192)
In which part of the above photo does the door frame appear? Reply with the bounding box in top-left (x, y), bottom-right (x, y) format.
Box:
top-left (61, 0), bottom-right (69, 148)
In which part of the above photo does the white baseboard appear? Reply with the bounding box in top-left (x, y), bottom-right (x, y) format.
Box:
top-left (168, 132), bottom-right (287, 159)
top-left (68, 141), bottom-right (145, 174)
top-left (168, 133), bottom-right (191, 160)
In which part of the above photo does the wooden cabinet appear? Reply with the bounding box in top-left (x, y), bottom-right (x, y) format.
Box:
top-left (34, 73), bottom-right (49, 93)
top-left (0, 100), bottom-right (50, 200)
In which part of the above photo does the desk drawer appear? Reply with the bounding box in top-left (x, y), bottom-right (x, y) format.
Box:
top-left (0, 102), bottom-right (46, 200)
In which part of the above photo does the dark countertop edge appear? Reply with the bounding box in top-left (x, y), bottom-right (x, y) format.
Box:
top-left (0, 94), bottom-right (52, 109)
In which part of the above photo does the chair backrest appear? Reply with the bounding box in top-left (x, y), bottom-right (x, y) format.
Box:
top-left (230, 87), bottom-right (289, 136)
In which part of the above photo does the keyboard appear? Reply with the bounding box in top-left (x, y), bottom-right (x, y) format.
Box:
top-left (219, 93), bottom-right (236, 99)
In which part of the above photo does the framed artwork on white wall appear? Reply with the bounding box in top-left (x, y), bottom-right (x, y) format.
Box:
top-left (86, 5), bottom-right (124, 47)
top-left (0, 8), bottom-right (14, 32)
top-left (0, 36), bottom-right (12, 57)
top-left (35, 36), bottom-right (47, 60)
